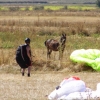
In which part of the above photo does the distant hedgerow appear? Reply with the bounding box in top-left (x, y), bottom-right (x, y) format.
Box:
top-left (96, 0), bottom-right (100, 7)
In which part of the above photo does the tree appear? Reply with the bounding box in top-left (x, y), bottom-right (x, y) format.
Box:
top-left (96, 0), bottom-right (100, 7)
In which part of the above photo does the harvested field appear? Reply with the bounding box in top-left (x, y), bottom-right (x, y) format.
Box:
top-left (0, 71), bottom-right (100, 100)
top-left (0, 9), bottom-right (100, 99)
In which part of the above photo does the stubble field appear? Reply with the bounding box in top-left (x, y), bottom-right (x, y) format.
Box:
top-left (0, 9), bottom-right (100, 99)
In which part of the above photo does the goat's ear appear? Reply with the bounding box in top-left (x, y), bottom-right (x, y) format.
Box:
top-left (62, 33), bottom-right (64, 36)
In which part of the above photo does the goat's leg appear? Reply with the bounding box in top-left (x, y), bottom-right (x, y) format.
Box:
top-left (47, 48), bottom-right (52, 59)
top-left (48, 49), bottom-right (52, 59)
top-left (59, 52), bottom-right (62, 60)
top-left (47, 48), bottom-right (49, 59)
top-left (59, 47), bottom-right (62, 60)
top-left (59, 45), bottom-right (65, 59)
top-left (59, 50), bottom-right (63, 60)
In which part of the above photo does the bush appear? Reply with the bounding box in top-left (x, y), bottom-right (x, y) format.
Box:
top-left (64, 5), bottom-right (68, 10)
top-left (96, 0), bottom-right (100, 7)
top-left (34, 6), bottom-right (44, 10)
top-left (9, 7), bottom-right (19, 11)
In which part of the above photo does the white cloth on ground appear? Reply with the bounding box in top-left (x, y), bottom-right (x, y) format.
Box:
top-left (58, 83), bottom-right (100, 100)
top-left (48, 76), bottom-right (86, 100)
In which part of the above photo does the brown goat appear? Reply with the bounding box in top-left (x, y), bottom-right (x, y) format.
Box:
top-left (44, 34), bottom-right (66, 59)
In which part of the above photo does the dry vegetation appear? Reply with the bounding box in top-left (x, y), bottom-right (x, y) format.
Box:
top-left (0, 9), bottom-right (100, 99)
top-left (0, 72), bottom-right (100, 100)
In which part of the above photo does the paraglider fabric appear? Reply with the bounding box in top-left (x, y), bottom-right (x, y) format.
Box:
top-left (48, 76), bottom-right (86, 99)
top-left (70, 49), bottom-right (100, 71)
top-left (48, 76), bottom-right (100, 100)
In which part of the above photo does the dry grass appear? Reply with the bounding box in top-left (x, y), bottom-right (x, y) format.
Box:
top-left (0, 71), bottom-right (100, 100)
top-left (0, 10), bottom-right (100, 99)
top-left (0, 48), bottom-right (99, 99)
top-left (0, 16), bottom-right (100, 36)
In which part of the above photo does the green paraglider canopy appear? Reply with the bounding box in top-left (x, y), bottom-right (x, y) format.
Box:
top-left (70, 49), bottom-right (100, 71)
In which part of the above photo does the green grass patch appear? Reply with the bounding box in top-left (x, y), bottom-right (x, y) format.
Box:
top-left (19, 6), bottom-right (34, 11)
top-left (0, 32), bottom-right (16, 48)
top-left (29, 6), bottom-right (34, 11)
top-left (0, 5), bottom-right (97, 11)
top-left (0, 6), bottom-right (9, 11)
top-left (44, 5), bottom-right (64, 10)
top-left (68, 5), bottom-right (96, 10)
top-left (19, 7), bottom-right (26, 11)
top-left (1, 41), bottom-right (14, 49)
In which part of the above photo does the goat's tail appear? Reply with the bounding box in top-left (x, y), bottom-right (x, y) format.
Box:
top-left (44, 39), bottom-right (47, 46)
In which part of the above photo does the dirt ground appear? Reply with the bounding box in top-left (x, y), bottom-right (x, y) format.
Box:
top-left (0, 70), bottom-right (100, 100)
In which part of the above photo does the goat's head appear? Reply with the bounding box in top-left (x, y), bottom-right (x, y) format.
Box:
top-left (60, 34), bottom-right (66, 45)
